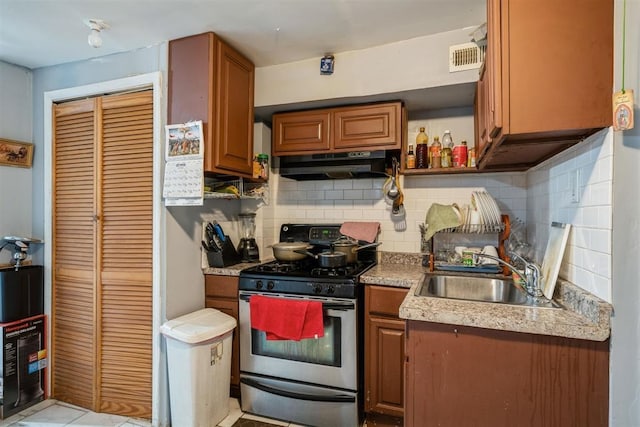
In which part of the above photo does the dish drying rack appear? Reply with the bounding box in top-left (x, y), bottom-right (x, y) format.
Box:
top-left (426, 214), bottom-right (512, 275)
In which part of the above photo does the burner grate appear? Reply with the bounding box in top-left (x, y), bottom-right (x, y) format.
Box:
top-left (310, 264), bottom-right (359, 277)
top-left (255, 262), bottom-right (299, 273)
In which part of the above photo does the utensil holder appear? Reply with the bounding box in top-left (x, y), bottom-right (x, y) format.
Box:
top-left (206, 236), bottom-right (242, 268)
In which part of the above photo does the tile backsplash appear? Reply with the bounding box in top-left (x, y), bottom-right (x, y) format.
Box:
top-left (263, 171), bottom-right (528, 254)
top-left (527, 128), bottom-right (612, 302)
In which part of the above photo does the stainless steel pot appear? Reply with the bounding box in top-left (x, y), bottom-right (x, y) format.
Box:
top-left (293, 249), bottom-right (347, 268)
top-left (269, 242), bottom-right (313, 262)
top-left (332, 238), bottom-right (382, 263)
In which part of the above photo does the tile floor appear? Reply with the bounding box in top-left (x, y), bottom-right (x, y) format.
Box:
top-left (0, 398), bottom-right (304, 427)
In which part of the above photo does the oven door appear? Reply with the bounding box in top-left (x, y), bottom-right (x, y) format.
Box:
top-left (239, 291), bottom-right (357, 390)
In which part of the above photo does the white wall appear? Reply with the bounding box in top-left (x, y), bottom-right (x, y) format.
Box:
top-left (527, 129), bottom-right (613, 302)
top-left (255, 28), bottom-right (479, 107)
top-left (0, 61), bottom-right (33, 264)
top-left (610, 0), bottom-right (640, 425)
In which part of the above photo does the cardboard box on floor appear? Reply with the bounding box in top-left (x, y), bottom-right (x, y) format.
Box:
top-left (0, 315), bottom-right (47, 419)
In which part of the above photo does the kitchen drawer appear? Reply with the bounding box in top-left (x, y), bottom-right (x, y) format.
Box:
top-left (366, 285), bottom-right (408, 318)
top-left (205, 275), bottom-right (239, 299)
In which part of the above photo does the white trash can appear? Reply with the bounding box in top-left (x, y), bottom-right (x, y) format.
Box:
top-left (161, 308), bottom-right (237, 427)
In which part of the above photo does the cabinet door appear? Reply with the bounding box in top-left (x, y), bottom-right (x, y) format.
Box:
top-left (405, 321), bottom-right (609, 427)
top-left (205, 274), bottom-right (239, 299)
top-left (205, 297), bottom-right (240, 388)
top-left (212, 38), bottom-right (254, 176)
top-left (333, 103), bottom-right (402, 151)
top-left (487, 0), bottom-right (502, 138)
top-left (365, 285), bottom-right (408, 418)
top-left (475, 64), bottom-right (491, 159)
top-left (505, 0), bottom-right (612, 134)
top-left (204, 275), bottom-right (239, 389)
top-left (272, 110), bottom-right (331, 155)
top-left (367, 317), bottom-right (405, 417)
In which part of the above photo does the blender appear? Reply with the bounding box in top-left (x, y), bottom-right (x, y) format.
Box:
top-left (237, 213), bottom-right (259, 262)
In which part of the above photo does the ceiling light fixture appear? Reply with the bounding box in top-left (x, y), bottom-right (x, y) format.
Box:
top-left (84, 19), bottom-right (110, 48)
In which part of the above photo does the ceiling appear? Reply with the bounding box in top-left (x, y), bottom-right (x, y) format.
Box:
top-left (0, 0), bottom-right (486, 70)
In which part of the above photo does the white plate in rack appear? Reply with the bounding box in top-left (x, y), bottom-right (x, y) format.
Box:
top-left (475, 192), bottom-right (490, 226)
top-left (470, 192), bottom-right (486, 229)
top-left (482, 191), bottom-right (501, 226)
top-left (474, 191), bottom-right (492, 226)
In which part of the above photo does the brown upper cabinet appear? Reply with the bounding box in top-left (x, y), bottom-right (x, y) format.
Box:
top-left (477, 0), bottom-right (613, 171)
top-left (272, 102), bottom-right (403, 156)
top-left (169, 32), bottom-right (255, 177)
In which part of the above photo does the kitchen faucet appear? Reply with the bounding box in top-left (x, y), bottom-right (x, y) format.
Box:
top-left (473, 252), bottom-right (544, 299)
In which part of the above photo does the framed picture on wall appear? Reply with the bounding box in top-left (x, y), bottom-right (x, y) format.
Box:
top-left (0, 138), bottom-right (34, 168)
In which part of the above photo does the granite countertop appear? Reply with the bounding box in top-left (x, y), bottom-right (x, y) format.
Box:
top-left (202, 261), bottom-right (262, 276)
top-left (361, 252), bottom-right (612, 342)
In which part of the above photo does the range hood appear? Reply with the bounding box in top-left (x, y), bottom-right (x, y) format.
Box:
top-left (278, 150), bottom-right (388, 180)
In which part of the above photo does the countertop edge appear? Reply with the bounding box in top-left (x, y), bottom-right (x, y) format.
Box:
top-left (362, 262), bottom-right (611, 342)
top-left (202, 258), bottom-right (612, 342)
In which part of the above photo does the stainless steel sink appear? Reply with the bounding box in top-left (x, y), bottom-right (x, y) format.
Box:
top-left (416, 274), bottom-right (561, 308)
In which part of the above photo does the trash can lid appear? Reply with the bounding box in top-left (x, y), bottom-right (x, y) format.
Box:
top-left (160, 308), bottom-right (237, 344)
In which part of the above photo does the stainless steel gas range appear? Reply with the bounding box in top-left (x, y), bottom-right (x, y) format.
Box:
top-left (238, 224), bottom-right (377, 427)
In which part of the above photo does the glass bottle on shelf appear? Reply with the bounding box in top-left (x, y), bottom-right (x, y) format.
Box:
top-left (468, 146), bottom-right (477, 167)
top-left (415, 127), bottom-right (429, 169)
top-left (430, 136), bottom-right (442, 169)
top-left (440, 130), bottom-right (453, 168)
top-left (406, 144), bottom-right (416, 169)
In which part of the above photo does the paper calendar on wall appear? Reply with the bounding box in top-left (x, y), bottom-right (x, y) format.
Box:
top-left (163, 121), bottom-right (204, 206)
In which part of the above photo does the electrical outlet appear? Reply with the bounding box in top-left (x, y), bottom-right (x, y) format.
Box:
top-left (570, 169), bottom-right (581, 203)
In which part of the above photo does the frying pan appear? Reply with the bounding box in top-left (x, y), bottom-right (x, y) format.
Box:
top-left (269, 242), bottom-right (313, 262)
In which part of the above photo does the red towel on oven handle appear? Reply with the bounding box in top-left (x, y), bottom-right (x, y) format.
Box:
top-left (249, 295), bottom-right (324, 341)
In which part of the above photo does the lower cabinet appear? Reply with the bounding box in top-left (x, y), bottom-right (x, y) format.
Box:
top-left (365, 285), bottom-right (408, 422)
top-left (204, 275), bottom-right (240, 397)
top-left (404, 320), bottom-right (610, 427)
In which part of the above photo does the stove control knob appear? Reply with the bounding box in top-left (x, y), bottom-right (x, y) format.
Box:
top-left (256, 280), bottom-right (263, 290)
top-left (313, 284), bottom-right (323, 294)
top-left (326, 285), bottom-right (335, 294)
top-left (267, 281), bottom-right (275, 290)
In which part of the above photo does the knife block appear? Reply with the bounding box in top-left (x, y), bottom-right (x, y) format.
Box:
top-left (207, 236), bottom-right (242, 268)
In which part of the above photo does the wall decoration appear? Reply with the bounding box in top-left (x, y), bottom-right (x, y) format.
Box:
top-left (0, 138), bottom-right (33, 168)
top-left (163, 120), bottom-right (204, 206)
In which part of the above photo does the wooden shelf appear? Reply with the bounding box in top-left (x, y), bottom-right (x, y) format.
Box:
top-left (401, 167), bottom-right (480, 175)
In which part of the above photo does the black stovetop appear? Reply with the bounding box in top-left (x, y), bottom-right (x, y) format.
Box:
top-left (239, 224), bottom-right (377, 298)
top-left (241, 257), bottom-right (375, 280)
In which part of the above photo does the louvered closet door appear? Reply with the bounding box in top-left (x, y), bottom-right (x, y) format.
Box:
top-left (52, 91), bottom-right (153, 418)
top-left (52, 98), bottom-right (98, 410)
top-left (99, 91), bottom-right (153, 416)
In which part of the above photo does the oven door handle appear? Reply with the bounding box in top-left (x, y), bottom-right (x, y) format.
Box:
top-left (239, 294), bottom-right (354, 311)
top-left (240, 377), bottom-right (356, 403)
